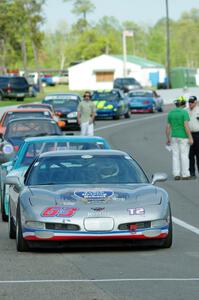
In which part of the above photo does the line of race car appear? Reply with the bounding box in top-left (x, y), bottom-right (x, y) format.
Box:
top-left (0, 89), bottom-right (171, 252)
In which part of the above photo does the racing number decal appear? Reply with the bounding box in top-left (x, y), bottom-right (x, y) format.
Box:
top-left (41, 207), bottom-right (78, 217)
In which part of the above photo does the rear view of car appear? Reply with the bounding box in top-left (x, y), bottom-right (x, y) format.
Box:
top-left (0, 76), bottom-right (29, 101)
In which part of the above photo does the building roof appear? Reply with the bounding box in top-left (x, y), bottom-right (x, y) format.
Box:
top-left (111, 55), bottom-right (164, 68)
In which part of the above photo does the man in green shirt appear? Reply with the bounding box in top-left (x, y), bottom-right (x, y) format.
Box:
top-left (166, 96), bottom-right (193, 180)
top-left (77, 91), bottom-right (96, 136)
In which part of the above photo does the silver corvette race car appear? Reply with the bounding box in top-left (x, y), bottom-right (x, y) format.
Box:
top-left (6, 150), bottom-right (172, 251)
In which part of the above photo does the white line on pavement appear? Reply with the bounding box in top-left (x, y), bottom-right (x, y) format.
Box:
top-left (95, 113), bottom-right (167, 132)
top-left (173, 217), bottom-right (199, 235)
top-left (0, 278), bottom-right (199, 284)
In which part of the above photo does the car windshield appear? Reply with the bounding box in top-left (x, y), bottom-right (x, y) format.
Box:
top-left (18, 104), bottom-right (53, 112)
top-left (3, 111), bottom-right (51, 126)
top-left (43, 95), bottom-right (79, 109)
top-left (20, 141), bottom-right (107, 167)
top-left (121, 78), bottom-right (137, 85)
top-left (4, 119), bottom-right (61, 140)
top-left (92, 92), bottom-right (119, 101)
top-left (27, 154), bottom-right (148, 185)
top-left (129, 91), bottom-right (152, 97)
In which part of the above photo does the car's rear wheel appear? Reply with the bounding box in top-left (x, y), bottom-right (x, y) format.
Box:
top-left (16, 204), bottom-right (29, 252)
top-left (9, 203), bottom-right (16, 239)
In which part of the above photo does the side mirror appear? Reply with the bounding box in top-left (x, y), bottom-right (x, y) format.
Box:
top-left (151, 172), bottom-right (168, 184)
top-left (5, 175), bottom-right (21, 188)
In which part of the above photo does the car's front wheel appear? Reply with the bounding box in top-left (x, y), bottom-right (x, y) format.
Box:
top-left (16, 205), bottom-right (29, 252)
top-left (160, 211), bottom-right (173, 248)
top-left (1, 186), bottom-right (8, 222)
top-left (9, 203), bottom-right (16, 239)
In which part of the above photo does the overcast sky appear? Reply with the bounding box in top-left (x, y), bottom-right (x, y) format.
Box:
top-left (43, 0), bottom-right (199, 31)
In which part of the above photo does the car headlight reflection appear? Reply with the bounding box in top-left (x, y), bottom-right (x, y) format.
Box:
top-left (67, 112), bottom-right (77, 118)
top-left (25, 221), bottom-right (45, 229)
top-left (151, 219), bottom-right (168, 228)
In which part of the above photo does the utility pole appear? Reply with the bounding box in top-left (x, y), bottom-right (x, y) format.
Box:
top-left (122, 30), bottom-right (133, 77)
top-left (165, 0), bottom-right (171, 89)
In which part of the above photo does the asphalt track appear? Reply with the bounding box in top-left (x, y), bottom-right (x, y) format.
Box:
top-left (0, 109), bottom-right (199, 300)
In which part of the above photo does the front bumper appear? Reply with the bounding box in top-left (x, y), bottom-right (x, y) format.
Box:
top-left (23, 226), bottom-right (169, 241)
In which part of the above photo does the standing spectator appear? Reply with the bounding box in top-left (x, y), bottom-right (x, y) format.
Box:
top-left (77, 91), bottom-right (96, 136)
top-left (187, 96), bottom-right (199, 178)
top-left (166, 96), bottom-right (193, 180)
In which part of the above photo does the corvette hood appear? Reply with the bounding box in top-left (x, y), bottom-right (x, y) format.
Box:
top-left (28, 185), bottom-right (163, 207)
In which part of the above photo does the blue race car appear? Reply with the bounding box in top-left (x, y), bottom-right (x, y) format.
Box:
top-left (0, 135), bottom-right (111, 221)
top-left (92, 89), bottom-right (131, 119)
top-left (128, 89), bottom-right (164, 113)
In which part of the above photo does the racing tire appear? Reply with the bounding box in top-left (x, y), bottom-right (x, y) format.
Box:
top-left (16, 204), bottom-right (29, 252)
top-left (1, 186), bottom-right (8, 222)
top-left (9, 204), bottom-right (16, 239)
top-left (160, 211), bottom-right (173, 249)
top-left (124, 109), bottom-right (131, 119)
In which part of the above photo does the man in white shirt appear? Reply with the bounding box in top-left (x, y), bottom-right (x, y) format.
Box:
top-left (188, 96), bottom-right (199, 178)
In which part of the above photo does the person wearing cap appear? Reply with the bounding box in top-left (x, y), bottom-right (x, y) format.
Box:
top-left (77, 91), bottom-right (96, 136)
top-left (166, 96), bottom-right (193, 180)
top-left (187, 96), bottom-right (199, 178)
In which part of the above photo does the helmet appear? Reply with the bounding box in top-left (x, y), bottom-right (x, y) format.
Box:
top-left (99, 161), bottom-right (119, 179)
top-left (188, 96), bottom-right (197, 102)
top-left (174, 96), bottom-right (186, 106)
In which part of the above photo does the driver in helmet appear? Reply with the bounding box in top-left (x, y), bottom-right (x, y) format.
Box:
top-left (99, 160), bottom-right (119, 180)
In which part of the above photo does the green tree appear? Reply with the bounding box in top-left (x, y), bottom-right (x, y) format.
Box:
top-left (64, 0), bottom-right (95, 21)
top-left (0, 0), bottom-right (45, 71)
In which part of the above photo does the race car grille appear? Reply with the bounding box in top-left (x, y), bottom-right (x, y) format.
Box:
top-left (46, 223), bottom-right (80, 231)
top-left (118, 221), bottom-right (151, 230)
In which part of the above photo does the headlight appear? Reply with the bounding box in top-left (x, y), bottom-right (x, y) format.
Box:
top-left (151, 219), bottom-right (168, 228)
top-left (2, 143), bottom-right (14, 155)
top-left (67, 112), bottom-right (77, 118)
top-left (25, 221), bottom-right (45, 229)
